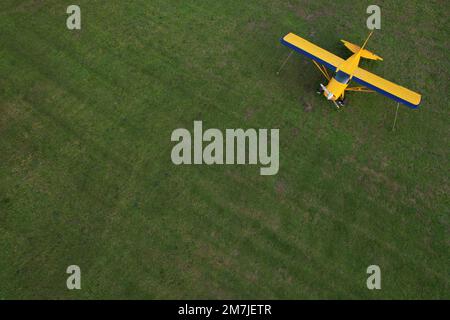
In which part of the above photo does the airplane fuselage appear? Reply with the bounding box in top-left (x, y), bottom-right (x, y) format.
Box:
top-left (323, 52), bottom-right (362, 101)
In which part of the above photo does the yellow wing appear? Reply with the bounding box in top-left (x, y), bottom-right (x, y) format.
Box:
top-left (281, 33), bottom-right (344, 71)
top-left (353, 68), bottom-right (422, 109)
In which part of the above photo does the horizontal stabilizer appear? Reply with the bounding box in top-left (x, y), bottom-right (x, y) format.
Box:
top-left (341, 40), bottom-right (383, 61)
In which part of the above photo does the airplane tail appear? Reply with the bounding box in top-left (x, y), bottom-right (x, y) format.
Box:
top-left (341, 32), bottom-right (383, 61)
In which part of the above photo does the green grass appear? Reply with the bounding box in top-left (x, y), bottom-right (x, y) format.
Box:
top-left (0, 0), bottom-right (448, 299)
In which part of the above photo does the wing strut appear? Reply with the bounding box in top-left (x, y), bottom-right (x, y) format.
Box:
top-left (346, 86), bottom-right (375, 93)
top-left (312, 60), bottom-right (330, 81)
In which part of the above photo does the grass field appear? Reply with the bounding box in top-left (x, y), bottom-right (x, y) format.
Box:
top-left (0, 0), bottom-right (448, 299)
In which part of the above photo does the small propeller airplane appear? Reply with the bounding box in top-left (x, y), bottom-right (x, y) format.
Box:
top-left (280, 31), bottom-right (422, 109)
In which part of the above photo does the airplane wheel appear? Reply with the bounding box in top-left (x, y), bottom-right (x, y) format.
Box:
top-left (339, 97), bottom-right (348, 106)
top-left (316, 86), bottom-right (323, 95)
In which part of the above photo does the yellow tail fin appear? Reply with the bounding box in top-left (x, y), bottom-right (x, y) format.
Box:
top-left (341, 40), bottom-right (383, 61)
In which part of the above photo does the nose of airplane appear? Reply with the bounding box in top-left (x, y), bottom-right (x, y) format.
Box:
top-left (320, 84), bottom-right (335, 101)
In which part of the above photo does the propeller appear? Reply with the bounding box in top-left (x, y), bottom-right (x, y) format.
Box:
top-left (320, 84), bottom-right (340, 109)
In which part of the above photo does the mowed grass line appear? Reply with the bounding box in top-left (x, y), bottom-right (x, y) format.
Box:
top-left (0, 0), bottom-right (448, 298)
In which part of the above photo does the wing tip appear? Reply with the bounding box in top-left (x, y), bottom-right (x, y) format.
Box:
top-left (413, 96), bottom-right (422, 109)
top-left (281, 32), bottom-right (294, 41)
top-left (409, 94), bottom-right (422, 109)
top-left (400, 95), bottom-right (422, 109)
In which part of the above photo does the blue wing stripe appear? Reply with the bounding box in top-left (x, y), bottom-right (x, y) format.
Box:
top-left (280, 38), bottom-right (337, 72)
top-left (353, 77), bottom-right (420, 109)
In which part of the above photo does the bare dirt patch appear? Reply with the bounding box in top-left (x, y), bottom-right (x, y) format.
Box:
top-left (303, 100), bottom-right (314, 112)
top-left (275, 179), bottom-right (287, 198)
top-left (244, 107), bottom-right (257, 121)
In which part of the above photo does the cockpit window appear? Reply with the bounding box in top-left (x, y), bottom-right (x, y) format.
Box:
top-left (335, 71), bottom-right (351, 84)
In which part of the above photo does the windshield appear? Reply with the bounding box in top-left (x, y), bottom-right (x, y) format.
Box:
top-left (335, 71), bottom-right (351, 84)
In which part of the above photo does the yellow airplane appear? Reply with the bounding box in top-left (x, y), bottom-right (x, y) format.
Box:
top-left (280, 31), bottom-right (422, 109)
